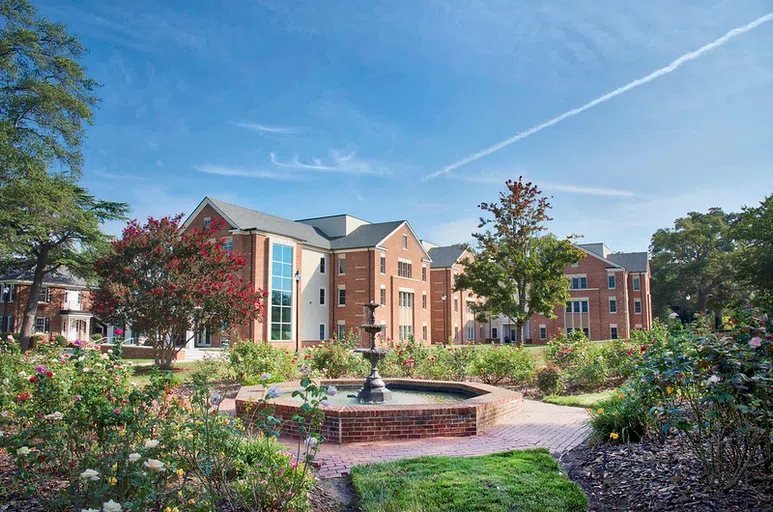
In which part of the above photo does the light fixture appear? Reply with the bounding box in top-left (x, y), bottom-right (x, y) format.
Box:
top-left (441, 295), bottom-right (446, 301)
top-left (294, 271), bottom-right (301, 282)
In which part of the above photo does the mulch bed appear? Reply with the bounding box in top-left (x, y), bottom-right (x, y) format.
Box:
top-left (561, 434), bottom-right (773, 512)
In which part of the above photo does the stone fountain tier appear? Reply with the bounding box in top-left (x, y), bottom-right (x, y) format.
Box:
top-left (357, 301), bottom-right (393, 403)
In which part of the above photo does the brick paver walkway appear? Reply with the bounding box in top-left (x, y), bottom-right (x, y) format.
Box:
top-left (284, 399), bottom-right (589, 478)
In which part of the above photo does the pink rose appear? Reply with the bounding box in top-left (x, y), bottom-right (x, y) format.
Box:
top-left (749, 337), bottom-right (762, 349)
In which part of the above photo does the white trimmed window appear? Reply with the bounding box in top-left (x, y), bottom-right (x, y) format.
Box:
top-left (422, 292), bottom-right (427, 309)
top-left (338, 287), bottom-right (346, 306)
top-left (319, 288), bottom-right (326, 305)
top-left (222, 237), bottom-right (233, 252)
top-left (569, 275), bottom-right (588, 290)
top-left (610, 324), bottom-right (619, 340)
top-left (38, 287), bottom-right (51, 304)
top-left (421, 266), bottom-right (426, 282)
top-left (402, 234), bottom-right (408, 249)
top-left (539, 325), bottom-right (547, 340)
top-left (454, 298), bottom-right (459, 312)
top-left (422, 325), bottom-right (427, 341)
top-left (338, 255), bottom-right (346, 274)
top-left (633, 277), bottom-right (641, 291)
top-left (608, 274), bottom-right (616, 289)
top-left (319, 256), bottom-right (326, 274)
top-left (380, 286), bottom-right (386, 306)
top-left (634, 299), bottom-right (642, 314)
top-left (609, 297), bottom-right (617, 313)
top-left (397, 260), bottom-right (412, 278)
top-left (337, 322), bottom-right (346, 340)
top-left (380, 255), bottom-right (386, 274)
top-left (203, 216), bottom-right (211, 229)
top-left (319, 324), bottom-right (326, 340)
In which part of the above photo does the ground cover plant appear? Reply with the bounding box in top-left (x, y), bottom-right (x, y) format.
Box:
top-left (351, 449), bottom-right (588, 512)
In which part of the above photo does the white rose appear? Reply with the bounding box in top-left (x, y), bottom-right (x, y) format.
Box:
top-left (18, 370), bottom-right (26, 377)
top-left (44, 411), bottom-right (64, 420)
top-left (143, 458), bottom-right (165, 472)
top-left (144, 439), bottom-right (159, 449)
top-left (128, 453), bottom-right (141, 463)
top-left (102, 500), bottom-right (122, 512)
top-left (17, 446), bottom-right (31, 456)
top-left (2, 378), bottom-right (8, 385)
top-left (79, 468), bottom-right (100, 482)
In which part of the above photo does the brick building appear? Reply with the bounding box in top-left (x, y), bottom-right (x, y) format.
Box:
top-left (488, 243), bottom-right (652, 342)
top-left (422, 242), bottom-right (484, 345)
top-left (178, 198), bottom-right (433, 350)
top-left (0, 269), bottom-right (100, 341)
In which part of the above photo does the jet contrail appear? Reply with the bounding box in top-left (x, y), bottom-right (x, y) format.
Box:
top-left (423, 12), bottom-right (773, 181)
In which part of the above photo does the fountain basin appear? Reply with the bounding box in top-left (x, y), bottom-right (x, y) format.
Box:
top-left (235, 378), bottom-right (523, 444)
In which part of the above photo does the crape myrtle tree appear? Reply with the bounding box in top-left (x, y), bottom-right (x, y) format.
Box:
top-left (92, 215), bottom-right (265, 369)
top-left (454, 178), bottom-right (584, 344)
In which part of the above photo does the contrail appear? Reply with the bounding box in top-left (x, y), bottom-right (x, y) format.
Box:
top-left (423, 12), bottom-right (773, 181)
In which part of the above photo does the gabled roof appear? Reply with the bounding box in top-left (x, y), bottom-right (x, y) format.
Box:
top-left (187, 198), bottom-right (332, 249)
top-left (427, 245), bottom-right (468, 268)
top-left (0, 268), bottom-right (90, 289)
top-left (608, 252), bottom-right (649, 273)
top-left (329, 221), bottom-right (404, 250)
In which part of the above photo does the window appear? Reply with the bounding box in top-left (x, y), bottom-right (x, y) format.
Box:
top-left (397, 261), bottom-right (412, 278)
top-left (319, 256), bottom-right (326, 274)
top-left (338, 287), bottom-right (346, 306)
top-left (582, 327), bottom-right (589, 337)
top-left (2, 315), bottom-right (14, 332)
top-left (454, 326), bottom-right (459, 340)
top-left (570, 276), bottom-right (587, 289)
top-left (380, 287), bottom-right (386, 306)
top-left (319, 288), bottom-right (326, 305)
top-left (454, 298), bottom-right (459, 312)
top-left (203, 217), bottom-right (211, 229)
top-left (492, 328), bottom-right (498, 338)
top-left (609, 298), bottom-right (617, 313)
top-left (422, 293), bottom-right (427, 309)
top-left (634, 299), bottom-right (642, 314)
top-left (608, 275), bottom-right (616, 289)
top-left (573, 301), bottom-right (580, 313)
top-left (421, 266), bottom-right (426, 282)
top-left (582, 300), bottom-right (588, 313)
top-left (38, 287), bottom-right (51, 303)
top-left (565, 302), bottom-right (572, 313)
top-left (480, 327), bottom-right (485, 339)
top-left (338, 255), bottom-right (346, 274)
top-left (610, 325), bottom-right (619, 340)
top-left (380, 255), bottom-right (386, 274)
top-left (222, 237), bottom-right (233, 252)
top-left (633, 277), bottom-right (641, 291)
top-left (34, 317), bottom-right (48, 332)
top-left (319, 324), bottom-right (326, 340)
top-left (337, 323), bottom-right (346, 339)
top-left (466, 325), bottom-right (474, 340)
top-left (422, 325), bottom-right (427, 341)
top-left (402, 234), bottom-right (408, 249)
top-left (398, 291), bottom-right (414, 340)
top-left (539, 325), bottom-right (547, 340)
top-left (2, 284), bottom-right (15, 302)
top-left (466, 301), bottom-right (473, 314)
top-left (270, 243), bottom-right (293, 341)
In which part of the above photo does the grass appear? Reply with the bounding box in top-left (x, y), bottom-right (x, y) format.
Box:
top-left (351, 449), bottom-right (588, 512)
top-left (128, 360), bottom-right (223, 387)
top-left (543, 390), bottom-right (616, 409)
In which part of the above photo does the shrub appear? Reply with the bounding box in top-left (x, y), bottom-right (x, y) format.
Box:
top-left (588, 389), bottom-right (649, 445)
top-left (471, 345), bottom-right (535, 385)
top-left (307, 335), bottom-right (368, 379)
top-left (536, 364), bottom-right (564, 395)
top-left (599, 340), bottom-right (640, 380)
top-left (418, 345), bottom-right (474, 381)
top-left (91, 333), bottom-right (104, 342)
top-left (566, 348), bottom-right (608, 391)
top-left (53, 334), bottom-right (67, 347)
top-left (229, 340), bottom-right (296, 384)
top-left (381, 336), bottom-right (430, 378)
top-left (546, 330), bottom-right (590, 369)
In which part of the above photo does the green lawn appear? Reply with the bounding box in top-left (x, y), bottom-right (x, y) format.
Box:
top-left (351, 449), bottom-right (588, 512)
top-left (543, 390), bottom-right (615, 409)
top-left (128, 360), bottom-right (221, 387)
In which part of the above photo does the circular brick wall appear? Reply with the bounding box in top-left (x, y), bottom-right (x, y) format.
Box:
top-left (235, 379), bottom-right (523, 443)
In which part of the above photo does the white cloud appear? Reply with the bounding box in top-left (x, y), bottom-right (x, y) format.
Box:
top-left (270, 149), bottom-right (388, 176)
top-left (454, 173), bottom-right (635, 197)
top-left (423, 12), bottom-right (773, 180)
top-left (193, 164), bottom-right (301, 180)
top-left (232, 121), bottom-right (297, 134)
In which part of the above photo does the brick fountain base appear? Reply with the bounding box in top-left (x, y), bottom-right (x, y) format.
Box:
top-left (235, 379), bottom-right (523, 444)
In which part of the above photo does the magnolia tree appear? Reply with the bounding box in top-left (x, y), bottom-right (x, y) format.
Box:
top-left (92, 215), bottom-right (265, 369)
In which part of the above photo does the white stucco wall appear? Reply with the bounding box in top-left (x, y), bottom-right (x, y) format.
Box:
top-left (301, 247), bottom-right (330, 340)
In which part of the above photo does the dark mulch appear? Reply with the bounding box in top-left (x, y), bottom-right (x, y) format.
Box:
top-left (561, 435), bottom-right (773, 512)
top-left (312, 475), bottom-right (359, 512)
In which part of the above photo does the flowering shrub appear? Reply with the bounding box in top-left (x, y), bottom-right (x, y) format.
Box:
top-left (381, 336), bottom-right (430, 378)
top-left (546, 330), bottom-right (590, 369)
top-left (471, 345), bottom-right (535, 385)
top-left (228, 340), bottom-right (297, 384)
top-left (418, 345), bottom-right (475, 381)
top-left (588, 388), bottom-right (649, 446)
top-left (536, 364), bottom-right (564, 395)
top-left (307, 335), bottom-right (368, 379)
top-left (637, 303), bottom-right (772, 490)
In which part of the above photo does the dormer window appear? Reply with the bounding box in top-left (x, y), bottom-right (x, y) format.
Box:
top-left (203, 216), bottom-right (212, 229)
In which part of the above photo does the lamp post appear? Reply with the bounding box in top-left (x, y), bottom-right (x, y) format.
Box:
top-left (1, 284), bottom-right (9, 333)
top-left (294, 270), bottom-right (301, 352)
top-left (441, 295), bottom-right (447, 346)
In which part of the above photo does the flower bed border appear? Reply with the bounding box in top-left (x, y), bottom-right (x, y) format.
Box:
top-left (235, 379), bottom-right (523, 443)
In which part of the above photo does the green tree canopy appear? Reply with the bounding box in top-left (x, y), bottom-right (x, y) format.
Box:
top-left (733, 194), bottom-right (773, 298)
top-left (0, 0), bottom-right (98, 182)
top-left (0, 170), bottom-right (128, 350)
top-left (650, 207), bottom-right (743, 321)
top-left (454, 178), bottom-right (584, 343)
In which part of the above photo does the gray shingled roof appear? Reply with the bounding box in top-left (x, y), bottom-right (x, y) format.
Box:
top-left (329, 221), bottom-right (404, 250)
top-left (608, 252), bottom-right (649, 273)
top-left (209, 198), bottom-right (332, 248)
top-left (427, 245), bottom-right (467, 268)
top-left (0, 268), bottom-right (90, 288)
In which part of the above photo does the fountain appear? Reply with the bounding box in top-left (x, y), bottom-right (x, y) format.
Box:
top-left (354, 302), bottom-right (393, 403)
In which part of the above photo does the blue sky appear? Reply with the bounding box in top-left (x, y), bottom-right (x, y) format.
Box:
top-left (40, 1), bottom-right (773, 252)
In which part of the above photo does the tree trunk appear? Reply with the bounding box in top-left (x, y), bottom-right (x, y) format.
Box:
top-left (19, 245), bottom-right (50, 351)
top-left (517, 320), bottom-right (525, 347)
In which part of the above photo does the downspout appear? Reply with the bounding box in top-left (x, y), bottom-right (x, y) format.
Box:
top-left (251, 232), bottom-right (255, 342)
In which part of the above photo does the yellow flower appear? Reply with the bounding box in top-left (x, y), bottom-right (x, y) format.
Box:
top-left (188, 499), bottom-right (196, 505)
top-left (186, 433), bottom-right (193, 440)
top-left (111, 463), bottom-right (118, 472)
top-left (176, 468), bottom-right (184, 477)
top-left (164, 508), bottom-right (171, 512)
top-left (177, 491), bottom-right (183, 498)
top-left (172, 508), bottom-right (179, 512)
top-left (609, 432), bottom-right (619, 440)
top-left (108, 476), bottom-right (117, 485)
top-left (666, 386), bottom-right (674, 395)
top-left (586, 408), bottom-right (593, 413)
top-left (617, 393), bottom-right (624, 399)
top-left (597, 408), bottom-right (604, 415)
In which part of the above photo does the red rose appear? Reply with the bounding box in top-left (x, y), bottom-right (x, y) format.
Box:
top-left (45, 371), bottom-right (53, 378)
top-left (16, 392), bottom-right (31, 402)
top-left (29, 376), bottom-right (37, 383)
